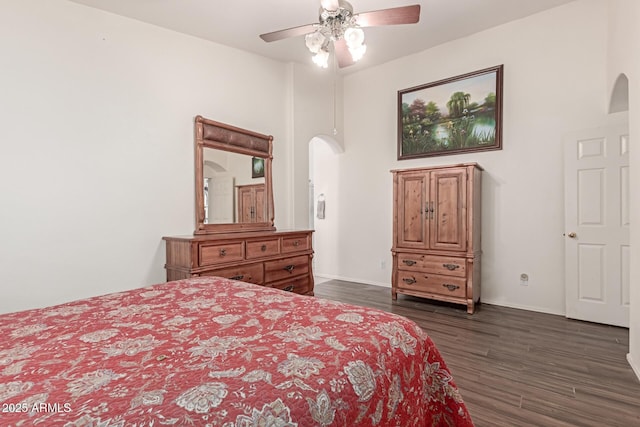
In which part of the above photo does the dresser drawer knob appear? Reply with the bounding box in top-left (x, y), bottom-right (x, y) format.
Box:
top-left (261, 244), bottom-right (267, 251)
top-left (402, 277), bottom-right (417, 285)
top-left (442, 283), bottom-right (460, 292)
top-left (402, 260), bottom-right (417, 266)
top-left (230, 275), bottom-right (244, 280)
top-left (219, 249), bottom-right (227, 257)
top-left (284, 265), bottom-right (295, 273)
top-left (443, 263), bottom-right (459, 270)
top-left (283, 285), bottom-right (295, 292)
top-left (293, 240), bottom-right (300, 247)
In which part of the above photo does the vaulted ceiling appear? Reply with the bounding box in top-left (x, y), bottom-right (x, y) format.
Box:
top-left (69, 0), bottom-right (576, 73)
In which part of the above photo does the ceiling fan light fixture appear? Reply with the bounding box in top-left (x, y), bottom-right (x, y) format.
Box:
top-left (312, 47), bottom-right (330, 68)
top-left (344, 27), bottom-right (364, 49)
top-left (305, 31), bottom-right (327, 54)
top-left (259, 2), bottom-right (420, 69)
top-left (348, 43), bottom-right (366, 62)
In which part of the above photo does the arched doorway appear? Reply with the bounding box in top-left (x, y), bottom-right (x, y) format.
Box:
top-left (609, 74), bottom-right (629, 113)
top-left (309, 134), bottom-right (344, 283)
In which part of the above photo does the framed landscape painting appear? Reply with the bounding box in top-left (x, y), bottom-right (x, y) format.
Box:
top-left (398, 65), bottom-right (503, 159)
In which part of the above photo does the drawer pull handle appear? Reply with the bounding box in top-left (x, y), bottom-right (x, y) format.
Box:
top-left (442, 284), bottom-right (460, 292)
top-left (230, 275), bottom-right (244, 280)
top-left (219, 249), bottom-right (227, 257)
top-left (284, 265), bottom-right (295, 273)
top-left (402, 277), bottom-right (416, 285)
top-left (293, 240), bottom-right (300, 247)
top-left (402, 260), bottom-right (417, 266)
top-left (443, 263), bottom-right (459, 271)
top-left (261, 244), bottom-right (267, 251)
top-left (283, 285), bottom-right (295, 292)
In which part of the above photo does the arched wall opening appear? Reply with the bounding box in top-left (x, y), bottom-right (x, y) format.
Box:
top-left (309, 134), bottom-right (344, 283)
top-left (609, 73), bottom-right (629, 114)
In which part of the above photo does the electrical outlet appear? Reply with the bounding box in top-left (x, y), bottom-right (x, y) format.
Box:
top-left (380, 260), bottom-right (386, 269)
top-left (520, 273), bottom-right (529, 286)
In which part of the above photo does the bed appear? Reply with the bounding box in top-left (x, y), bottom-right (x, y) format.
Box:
top-left (0, 277), bottom-right (473, 426)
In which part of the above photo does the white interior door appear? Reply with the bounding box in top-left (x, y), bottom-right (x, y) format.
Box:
top-left (564, 124), bottom-right (630, 327)
top-left (209, 175), bottom-right (235, 223)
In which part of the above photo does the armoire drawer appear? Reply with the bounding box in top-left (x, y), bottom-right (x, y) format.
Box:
top-left (200, 263), bottom-right (264, 285)
top-left (270, 275), bottom-right (311, 294)
top-left (246, 239), bottom-right (280, 259)
top-left (397, 253), bottom-right (467, 278)
top-left (199, 242), bottom-right (244, 266)
top-left (264, 255), bottom-right (309, 282)
top-left (282, 235), bottom-right (310, 253)
top-left (396, 271), bottom-right (466, 298)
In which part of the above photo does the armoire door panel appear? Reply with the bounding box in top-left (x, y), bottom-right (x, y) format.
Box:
top-left (397, 173), bottom-right (429, 249)
top-left (430, 168), bottom-right (467, 251)
top-left (239, 189), bottom-right (254, 222)
top-left (255, 186), bottom-right (266, 222)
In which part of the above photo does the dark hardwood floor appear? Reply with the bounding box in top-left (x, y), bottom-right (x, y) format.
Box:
top-left (313, 279), bottom-right (640, 427)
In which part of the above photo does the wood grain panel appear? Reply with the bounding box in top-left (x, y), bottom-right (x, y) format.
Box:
top-left (264, 255), bottom-right (309, 282)
top-left (282, 235), bottom-right (310, 253)
top-left (246, 239), bottom-right (280, 259)
top-left (430, 168), bottom-right (467, 251)
top-left (397, 253), bottom-right (466, 277)
top-left (200, 263), bottom-right (263, 285)
top-left (397, 173), bottom-right (428, 248)
top-left (199, 242), bottom-right (244, 266)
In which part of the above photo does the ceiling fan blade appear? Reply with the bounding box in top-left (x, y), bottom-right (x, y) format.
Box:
top-left (320, 0), bottom-right (340, 11)
top-left (260, 23), bottom-right (317, 42)
top-left (334, 39), bottom-right (355, 68)
top-left (355, 4), bottom-right (421, 27)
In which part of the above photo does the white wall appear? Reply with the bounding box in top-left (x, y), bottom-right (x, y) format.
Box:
top-left (290, 64), bottom-right (343, 229)
top-left (607, 0), bottom-right (640, 380)
top-left (313, 0), bottom-right (612, 314)
top-left (0, 0), bottom-right (301, 314)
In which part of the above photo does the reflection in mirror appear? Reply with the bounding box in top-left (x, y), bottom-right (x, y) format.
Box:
top-left (202, 149), bottom-right (265, 224)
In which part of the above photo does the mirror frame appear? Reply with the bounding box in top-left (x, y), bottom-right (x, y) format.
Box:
top-left (194, 115), bottom-right (275, 235)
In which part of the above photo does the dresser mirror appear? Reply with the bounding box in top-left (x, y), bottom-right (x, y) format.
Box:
top-left (194, 116), bottom-right (275, 234)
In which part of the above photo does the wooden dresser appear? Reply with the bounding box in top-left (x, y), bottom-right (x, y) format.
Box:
top-left (163, 230), bottom-right (314, 295)
top-left (391, 163), bottom-right (482, 313)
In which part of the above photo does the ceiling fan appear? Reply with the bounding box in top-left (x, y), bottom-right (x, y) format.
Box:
top-left (259, 0), bottom-right (421, 69)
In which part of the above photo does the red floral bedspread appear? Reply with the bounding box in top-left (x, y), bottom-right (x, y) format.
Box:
top-left (0, 277), bottom-right (473, 426)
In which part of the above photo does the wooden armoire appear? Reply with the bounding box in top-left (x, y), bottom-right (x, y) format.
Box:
top-left (391, 163), bottom-right (482, 313)
top-left (237, 184), bottom-right (265, 223)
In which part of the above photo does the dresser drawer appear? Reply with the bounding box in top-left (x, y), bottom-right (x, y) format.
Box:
top-left (246, 239), bottom-right (280, 259)
top-left (199, 242), bottom-right (244, 266)
top-left (200, 263), bottom-right (264, 285)
top-left (397, 253), bottom-right (466, 277)
top-left (270, 275), bottom-right (311, 295)
top-left (264, 255), bottom-right (309, 283)
top-left (396, 271), bottom-right (466, 298)
top-left (282, 235), bottom-right (310, 253)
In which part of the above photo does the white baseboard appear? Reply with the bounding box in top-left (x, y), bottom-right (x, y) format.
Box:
top-left (315, 275), bottom-right (567, 316)
top-left (479, 298), bottom-right (565, 317)
top-left (313, 274), bottom-right (390, 289)
top-left (627, 353), bottom-right (640, 382)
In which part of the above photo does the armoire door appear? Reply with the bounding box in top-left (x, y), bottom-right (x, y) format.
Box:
top-left (429, 168), bottom-right (467, 251)
top-left (396, 171), bottom-right (429, 249)
top-left (238, 186), bottom-right (254, 223)
top-left (254, 185), bottom-right (266, 222)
